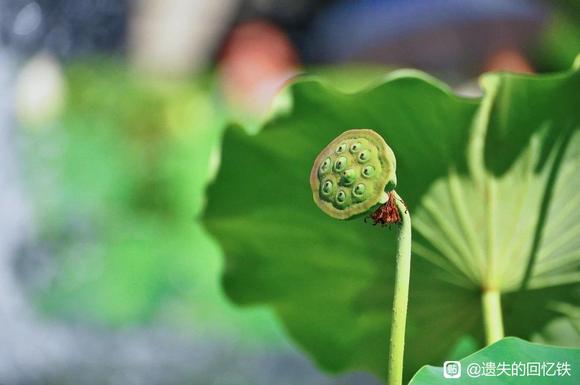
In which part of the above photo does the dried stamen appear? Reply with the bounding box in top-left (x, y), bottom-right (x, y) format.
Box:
top-left (369, 191), bottom-right (402, 226)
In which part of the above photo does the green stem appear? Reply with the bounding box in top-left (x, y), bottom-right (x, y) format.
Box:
top-left (482, 288), bottom-right (504, 345)
top-left (388, 191), bottom-right (412, 385)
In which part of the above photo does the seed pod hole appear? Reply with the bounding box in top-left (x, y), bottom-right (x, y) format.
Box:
top-left (341, 169), bottom-right (356, 186)
top-left (358, 150), bottom-right (371, 163)
top-left (362, 165), bottom-right (375, 178)
top-left (319, 157), bottom-right (332, 174)
top-left (336, 143), bottom-right (347, 154)
top-left (334, 156), bottom-right (348, 172)
top-left (349, 142), bottom-right (361, 153)
top-left (321, 180), bottom-right (333, 195)
top-left (336, 190), bottom-right (346, 203)
top-left (353, 183), bottom-right (366, 197)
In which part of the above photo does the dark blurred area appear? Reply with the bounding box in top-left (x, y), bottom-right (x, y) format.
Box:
top-left (3, 0), bottom-right (579, 73)
top-left (0, 0), bottom-right (578, 384)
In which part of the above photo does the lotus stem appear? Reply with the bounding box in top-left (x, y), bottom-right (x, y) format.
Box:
top-left (388, 190), bottom-right (411, 385)
top-left (482, 288), bottom-right (504, 344)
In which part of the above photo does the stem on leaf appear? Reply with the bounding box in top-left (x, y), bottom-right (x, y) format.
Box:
top-left (482, 288), bottom-right (505, 345)
top-left (388, 191), bottom-right (411, 385)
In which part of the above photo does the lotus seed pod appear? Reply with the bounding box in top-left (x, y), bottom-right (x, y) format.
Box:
top-left (310, 129), bottom-right (397, 220)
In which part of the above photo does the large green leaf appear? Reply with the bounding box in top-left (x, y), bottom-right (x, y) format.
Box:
top-left (409, 337), bottom-right (579, 384)
top-left (204, 61), bottom-right (580, 381)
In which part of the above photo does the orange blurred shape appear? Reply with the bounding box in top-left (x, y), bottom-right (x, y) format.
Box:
top-left (483, 49), bottom-right (534, 74)
top-left (218, 20), bottom-right (300, 117)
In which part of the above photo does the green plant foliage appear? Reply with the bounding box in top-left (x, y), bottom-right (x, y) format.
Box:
top-left (204, 59), bottom-right (580, 381)
top-left (409, 337), bottom-right (579, 384)
top-left (538, 8), bottom-right (580, 71)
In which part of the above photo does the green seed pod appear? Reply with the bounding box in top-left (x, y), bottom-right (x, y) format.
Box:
top-left (310, 129), bottom-right (397, 219)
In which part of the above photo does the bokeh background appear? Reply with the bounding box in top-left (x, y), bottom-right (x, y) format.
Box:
top-left (0, 0), bottom-right (579, 384)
